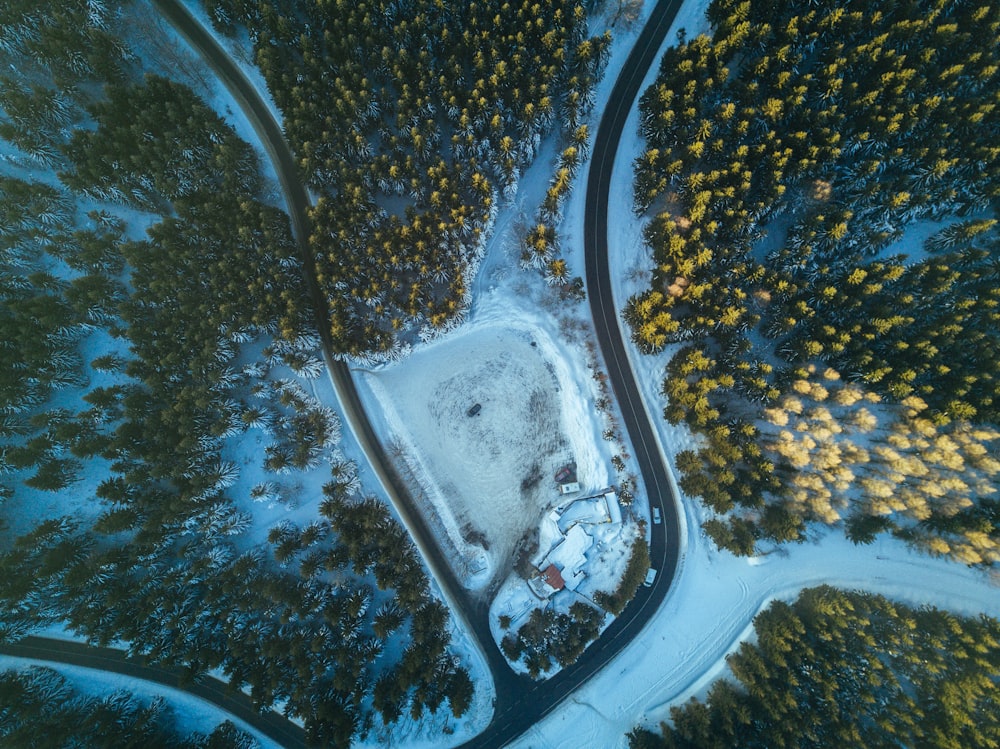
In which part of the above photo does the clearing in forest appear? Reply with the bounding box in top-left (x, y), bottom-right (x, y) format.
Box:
top-left (364, 323), bottom-right (605, 585)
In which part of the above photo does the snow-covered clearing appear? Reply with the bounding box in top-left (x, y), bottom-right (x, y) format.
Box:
top-left (358, 295), bottom-right (612, 589)
top-left (348, 1), bottom-right (700, 610)
top-left (0, 655), bottom-right (280, 748)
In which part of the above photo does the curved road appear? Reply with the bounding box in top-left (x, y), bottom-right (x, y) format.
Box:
top-left (154, 0), bottom-right (522, 721)
top-left (465, 0), bottom-right (688, 745)
top-left (150, 0), bottom-right (505, 671)
top-left (585, 0), bottom-right (686, 638)
top-left (0, 636), bottom-right (306, 747)
top-left (16, 2), bottom-right (685, 747)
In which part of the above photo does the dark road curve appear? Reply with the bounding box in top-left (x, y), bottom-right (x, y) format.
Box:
top-left (462, 1), bottom-right (688, 746)
top-left (0, 636), bottom-right (307, 747)
top-left (12, 3), bottom-right (685, 749)
top-left (163, 0), bottom-right (544, 723)
top-left (152, 0), bottom-right (520, 717)
top-left (584, 0), bottom-right (686, 640)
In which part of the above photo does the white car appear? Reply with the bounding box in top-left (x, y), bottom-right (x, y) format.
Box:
top-left (644, 568), bottom-right (657, 587)
top-left (652, 506), bottom-right (662, 524)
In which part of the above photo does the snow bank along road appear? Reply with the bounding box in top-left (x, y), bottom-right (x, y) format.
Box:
top-left (14, 1), bottom-right (686, 747)
top-left (582, 0), bottom-right (688, 686)
top-left (585, 0), bottom-right (688, 616)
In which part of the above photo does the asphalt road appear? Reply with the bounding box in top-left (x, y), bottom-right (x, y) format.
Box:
top-left (461, 1), bottom-right (688, 745)
top-left (154, 0), bottom-right (521, 716)
top-left (11, 2), bottom-right (685, 747)
top-left (151, 0), bottom-right (497, 629)
top-left (584, 0), bottom-right (686, 626)
top-left (0, 636), bottom-right (307, 748)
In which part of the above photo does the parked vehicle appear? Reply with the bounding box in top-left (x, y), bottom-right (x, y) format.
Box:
top-left (644, 568), bottom-right (657, 587)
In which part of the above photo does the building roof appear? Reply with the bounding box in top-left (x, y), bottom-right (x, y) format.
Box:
top-left (557, 495), bottom-right (610, 532)
top-left (605, 491), bottom-right (622, 525)
top-left (545, 524), bottom-right (593, 579)
top-left (542, 564), bottom-right (565, 591)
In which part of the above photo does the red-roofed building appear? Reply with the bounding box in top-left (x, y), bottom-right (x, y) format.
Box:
top-left (542, 563), bottom-right (565, 592)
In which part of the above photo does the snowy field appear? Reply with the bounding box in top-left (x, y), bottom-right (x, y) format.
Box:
top-left (359, 297), bottom-right (611, 589)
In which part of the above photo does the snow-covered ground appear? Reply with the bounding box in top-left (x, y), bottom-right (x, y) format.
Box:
top-left (357, 292), bottom-right (613, 589)
top-left (9, 1), bottom-right (999, 747)
top-left (0, 6), bottom-right (496, 745)
top-left (356, 611), bottom-right (495, 749)
top-left (348, 0), bottom-right (701, 609)
top-left (511, 527), bottom-right (1000, 749)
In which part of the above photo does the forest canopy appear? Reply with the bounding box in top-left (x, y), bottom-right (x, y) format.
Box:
top-left (204, 0), bottom-right (609, 356)
top-left (0, 666), bottom-right (258, 749)
top-left (629, 586), bottom-right (1000, 749)
top-left (628, 0), bottom-right (1000, 563)
top-left (0, 2), bottom-right (475, 744)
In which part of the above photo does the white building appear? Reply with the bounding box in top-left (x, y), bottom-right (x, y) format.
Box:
top-left (542, 524), bottom-right (592, 590)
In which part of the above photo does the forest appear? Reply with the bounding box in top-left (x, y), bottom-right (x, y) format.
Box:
top-left (627, 586), bottom-right (1000, 749)
top-left (203, 0), bottom-right (609, 356)
top-left (0, 1), bottom-right (474, 744)
top-left (0, 666), bottom-right (258, 748)
top-left (626, 0), bottom-right (1000, 563)
top-left (501, 601), bottom-right (605, 678)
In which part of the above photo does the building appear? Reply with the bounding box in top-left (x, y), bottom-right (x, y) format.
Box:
top-left (528, 563), bottom-right (566, 598)
top-left (557, 491), bottom-right (619, 532)
top-left (542, 524), bottom-right (592, 591)
top-left (542, 564), bottom-right (565, 591)
top-left (528, 487), bottom-right (623, 599)
top-left (558, 480), bottom-right (581, 495)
